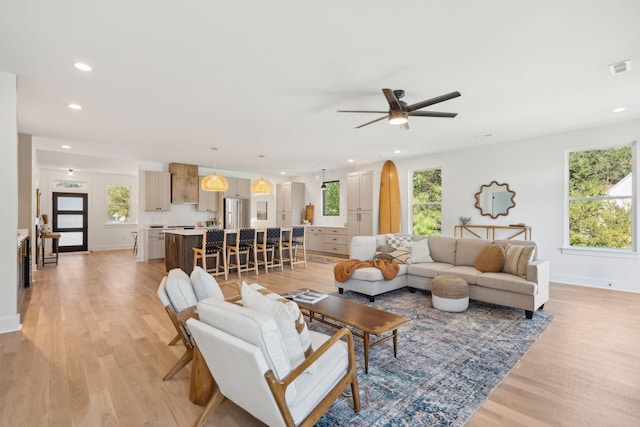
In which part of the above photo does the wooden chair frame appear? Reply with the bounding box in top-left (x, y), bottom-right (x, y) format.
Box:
top-left (194, 327), bottom-right (361, 427)
top-left (256, 227), bottom-right (283, 273)
top-left (193, 229), bottom-right (228, 280)
top-left (227, 228), bottom-right (258, 278)
top-left (282, 226), bottom-right (307, 270)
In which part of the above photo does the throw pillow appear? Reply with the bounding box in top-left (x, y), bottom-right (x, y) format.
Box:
top-left (375, 245), bottom-right (412, 264)
top-left (385, 234), bottom-right (413, 249)
top-left (241, 282), bottom-right (313, 369)
top-left (503, 244), bottom-right (535, 278)
top-left (410, 239), bottom-right (433, 263)
top-left (474, 244), bottom-right (505, 273)
top-left (190, 266), bottom-right (224, 301)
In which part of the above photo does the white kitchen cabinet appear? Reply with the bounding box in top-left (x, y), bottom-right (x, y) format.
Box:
top-left (307, 227), bottom-right (324, 252)
top-left (196, 176), bottom-right (221, 212)
top-left (347, 170), bottom-right (373, 243)
top-left (276, 182), bottom-right (305, 227)
top-left (306, 227), bottom-right (348, 256)
top-left (145, 229), bottom-right (165, 261)
top-left (223, 176), bottom-right (251, 199)
top-left (144, 171), bottom-right (171, 211)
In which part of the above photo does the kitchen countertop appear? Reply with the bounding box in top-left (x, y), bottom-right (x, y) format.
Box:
top-left (18, 229), bottom-right (29, 244)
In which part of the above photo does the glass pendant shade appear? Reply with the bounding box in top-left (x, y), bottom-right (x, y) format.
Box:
top-left (201, 173), bottom-right (229, 192)
top-left (251, 178), bottom-right (274, 194)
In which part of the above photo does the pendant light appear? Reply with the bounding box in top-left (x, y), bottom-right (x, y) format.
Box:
top-left (320, 168), bottom-right (327, 191)
top-left (251, 155), bottom-right (274, 194)
top-left (201, 147), bottom-right (229, 192)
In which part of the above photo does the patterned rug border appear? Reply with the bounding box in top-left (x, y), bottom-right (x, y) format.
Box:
top-left (312, 288), bottom-right (554, 426)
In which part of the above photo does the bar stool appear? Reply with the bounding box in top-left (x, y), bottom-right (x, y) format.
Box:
top-left (227, 228), bottom-right (258, 278)
top-left (256, 227), bottom-right (283, 273)
top-left (193, 228), bottom-right (228, 280)
top-left (131, 231), bottom-right (138, 255)
top-left (289, 226), bottom-right (307, 269)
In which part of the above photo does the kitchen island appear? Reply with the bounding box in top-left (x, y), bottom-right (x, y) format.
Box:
top-left (163, 229), bottom-right (203, 274)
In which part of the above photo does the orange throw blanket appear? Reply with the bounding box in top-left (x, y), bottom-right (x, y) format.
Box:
top-left (334, 259), bottom-right (400, 283)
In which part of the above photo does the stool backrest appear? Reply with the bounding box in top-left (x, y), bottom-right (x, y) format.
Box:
top-left (238, 228), bottom-right (256, 245)
top-left (204, 229), bottom-right (226, 248)
top-left (265, 227), bottom-right (282, 243)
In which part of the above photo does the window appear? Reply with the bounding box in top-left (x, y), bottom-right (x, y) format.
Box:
top-left (567, 144), bottom-right (634, 250)
top-left (411, 168), bottom-right (441, 235)
top-left (53, 180), bottom-right (88, 190)
top-left (322, 180), bottom-right (340, 216)
top-left (107, 185), bottom-right (131, 224)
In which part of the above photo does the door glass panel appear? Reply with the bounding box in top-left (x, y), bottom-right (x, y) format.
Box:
top-left (58, 196), bottom-right (84, 211)
top-left (59, 232), bottom-right (83, 246)
top-left (57, 214), bottom-right (84, 228)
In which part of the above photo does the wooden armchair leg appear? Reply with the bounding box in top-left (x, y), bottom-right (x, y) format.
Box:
top-left (194, 388), bottom-right (225, 427)
top-left (168, 333), bottom-right (181, 346)
top-left (163, 347), bottom-right (194, 381)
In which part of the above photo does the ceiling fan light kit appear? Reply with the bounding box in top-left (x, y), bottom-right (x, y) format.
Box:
top-left (338, 88), bottom-right (460, 130)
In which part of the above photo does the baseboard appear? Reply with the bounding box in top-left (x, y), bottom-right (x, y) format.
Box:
top-left (0, 314), bottom-right (21, 334)
top-left (551, 274), bottom-right (639, 293)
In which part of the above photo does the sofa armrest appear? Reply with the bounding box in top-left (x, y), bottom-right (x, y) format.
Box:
top-left (526, 259), bottom-right (549, 292)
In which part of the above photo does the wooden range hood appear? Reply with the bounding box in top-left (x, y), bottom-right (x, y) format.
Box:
top-left (169, 162), bottom-right (198, 204)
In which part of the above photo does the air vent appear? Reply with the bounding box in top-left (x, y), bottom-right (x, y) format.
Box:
top-left (609, 59), bottom-right (631, 75)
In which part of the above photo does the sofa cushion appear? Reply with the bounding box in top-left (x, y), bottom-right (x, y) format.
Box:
top-left (241, 282), bottom-right (313, 369)
top-left (165, 268), bottom-right (198, 312)
top-left (375, 245), bottom-right (412, 264)
top-left (385, 234), bottom-right (413, 248)
top-left (503, 244), bottom-right (535, 278)
top-left (406, 262), bottom-right (453, 278)
top-left (438, 265), bottom-right (482, 285)
top-left (428, 236), bottom-right (457, 264)
top-left (190, 266), bottom-right (224, 301)
top-left (474, 244), bottom-right (506, 273)
top-left (455, 238), bottom-right (491, 267)
top-left (351, 263), bottom-right (408, 281)
top-left (350, 236), bottom-right (377, 260)
top-left (476, 272), bottom-right (537, 295)
top-left (409, 239), bottom-right (433, 263)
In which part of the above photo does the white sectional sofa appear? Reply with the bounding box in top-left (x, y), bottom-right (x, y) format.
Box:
top-left (335, 234), bottom-right (549, 319)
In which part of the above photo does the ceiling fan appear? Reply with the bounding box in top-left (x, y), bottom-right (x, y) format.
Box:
top-left (338, 89), bottom-right (461, 130)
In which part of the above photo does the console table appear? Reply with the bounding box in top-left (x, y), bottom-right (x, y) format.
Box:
top-left (454, 224), bottom-right (532, 240)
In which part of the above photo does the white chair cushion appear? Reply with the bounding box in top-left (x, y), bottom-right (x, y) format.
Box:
top-left (190, 266), bottom-right (224, 301)
top-left (197, 298), bottom-right (297, 403)
top-left (242, 282), bottom-right (313, 369)
top-left (165, 268), bottom-right (197, 312)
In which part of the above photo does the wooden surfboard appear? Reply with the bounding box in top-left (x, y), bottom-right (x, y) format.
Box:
top-left (379, 160), bottom-right (401, 234)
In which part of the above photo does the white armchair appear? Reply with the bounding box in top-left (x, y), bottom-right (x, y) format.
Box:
top-left (187, 296), bottom-right (361, 427)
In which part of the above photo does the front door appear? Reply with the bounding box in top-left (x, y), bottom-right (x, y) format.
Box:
top-left (52, 192), bottom-right (88, 252)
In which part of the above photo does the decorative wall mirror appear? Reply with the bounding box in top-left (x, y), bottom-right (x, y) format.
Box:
top-left (474, 181), bottom-right (516, 219)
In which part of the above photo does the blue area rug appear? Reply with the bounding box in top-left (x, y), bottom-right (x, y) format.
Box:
top-left (312, 288), bottom-right (553, 426)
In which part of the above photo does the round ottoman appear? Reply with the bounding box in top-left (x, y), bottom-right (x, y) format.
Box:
top-left (431, 275), bottom-right (469, 312)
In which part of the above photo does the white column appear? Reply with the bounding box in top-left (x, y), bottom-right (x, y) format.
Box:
top-left (0, 71), bottom-right (20, 333)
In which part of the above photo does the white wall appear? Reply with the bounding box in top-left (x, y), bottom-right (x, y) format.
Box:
top-left (38, 168), bottom-right (139, 251)
top-left (0, 72), bottom-right (20, 333)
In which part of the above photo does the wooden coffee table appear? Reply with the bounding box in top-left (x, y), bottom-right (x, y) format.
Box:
top-left (295, 293), bottom-right (410, 374)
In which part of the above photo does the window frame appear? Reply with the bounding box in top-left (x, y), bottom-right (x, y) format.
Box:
top-left (410, 167), bottom-right (442, 236)
top-left (563, 141), bottom-right (637, 256)
top-left (322, 180), bottom-right (340, 216)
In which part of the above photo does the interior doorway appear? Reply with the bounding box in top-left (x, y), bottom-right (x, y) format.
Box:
top-left (52, 192), bottom-right (88, 252)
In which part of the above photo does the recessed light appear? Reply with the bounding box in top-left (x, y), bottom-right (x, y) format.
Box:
top-left (394, 150), bottom-right (401, 154)
top-left (348, 159), bottom-right (354, 163)
top-left (73, 62), bottom-right (92, 72)
top-left (612, 107), bottom-right (626, 113)
top-left (68, 103), bottom-right (82, 110)
top-left (372, 154), bottom-right (382, 158)
top-left (61, 145), bottom-right (71, 149)
top-left (280, 172), bottom-right (286, 175)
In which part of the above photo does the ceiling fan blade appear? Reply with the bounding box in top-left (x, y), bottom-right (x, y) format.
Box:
top-left (406, 91), bottom-right (461, 112)
top-left (382, 88), bottom-right (402, 111)
top-left (408, 111), bottom-right (458, 118)
top-left (338, 110), bottom-right (388, 114)
top-left (399, 122), bottom-right (410, 131)
top-left (355, 115), bottom-right (388, 129)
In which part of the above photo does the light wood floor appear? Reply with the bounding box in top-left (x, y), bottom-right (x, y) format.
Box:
top-left (1, 250), bottom-right (638, 426)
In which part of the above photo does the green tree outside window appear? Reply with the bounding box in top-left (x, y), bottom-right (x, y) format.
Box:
top-left (568, 145), bottom-right (633, 249)
top-left (107, 185), bottom-right (131, 223)
top-left (412, 169), bottom-right (441, 235)
top-left (323, 180), bottom-right (340, 216)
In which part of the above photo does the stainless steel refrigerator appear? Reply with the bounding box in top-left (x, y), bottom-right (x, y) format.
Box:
top-left (224, 198), bottom-right (250, 229)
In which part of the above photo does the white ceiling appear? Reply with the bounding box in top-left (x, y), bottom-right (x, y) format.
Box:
top-left (2, 1), bottom-right (639, 176)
